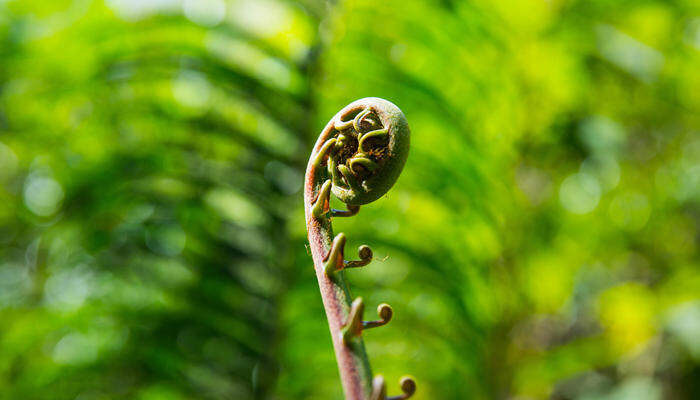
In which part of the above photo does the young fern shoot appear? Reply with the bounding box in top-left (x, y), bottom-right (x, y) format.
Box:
top-left (304, 98), bottom-right (414, 400)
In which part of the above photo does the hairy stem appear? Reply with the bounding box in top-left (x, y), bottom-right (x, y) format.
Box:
top-left (305, 116), bottom-right (373, 399)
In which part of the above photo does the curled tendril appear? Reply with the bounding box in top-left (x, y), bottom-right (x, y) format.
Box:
top-left (371, 375), bottom-right (416, 400)
top-left (320, 98), bottom-right (410, 205)
top-left (363, 303), bottom-right (393, 329)
top-left (342, 298), bottom-right (393, 343)
top-left (345, 244), bottom-right (373, 269)
top-left (322, 233), bottom-right (374, 276)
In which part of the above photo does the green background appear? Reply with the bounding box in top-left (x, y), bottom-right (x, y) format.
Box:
top-left (0, 0), bottom-right (698, 399)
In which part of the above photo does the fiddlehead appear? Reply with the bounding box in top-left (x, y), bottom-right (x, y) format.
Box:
top-left (304, 98), bottom-right (413, 400)
top-left (327, 98), bottom-right (410, 205)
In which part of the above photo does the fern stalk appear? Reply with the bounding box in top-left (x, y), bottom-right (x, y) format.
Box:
top-left (304, 98), bottom-right (414, 400)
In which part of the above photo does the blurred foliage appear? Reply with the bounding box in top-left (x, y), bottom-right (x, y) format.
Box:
top-left (0, 0), bottom-right (698, 399)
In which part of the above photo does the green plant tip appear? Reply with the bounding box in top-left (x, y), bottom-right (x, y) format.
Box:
top-left (327, 97), bottom-right (410, 206)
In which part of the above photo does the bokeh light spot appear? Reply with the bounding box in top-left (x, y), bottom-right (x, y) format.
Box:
top-left (52, 332), bottom-right (98, 366)
top-left (559, 173), bottom-right (601, 214)
top-left (173, 71), bottom-right (212, 110)
top-left (183, 0), bottom-right (225, 27)
top-left (23, 175), bottom-right (65, 216)
top-left (44, 265), bottom-right (92, 312)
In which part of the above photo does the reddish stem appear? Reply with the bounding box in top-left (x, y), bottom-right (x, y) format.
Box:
top-left (304, 111), bottom-right (374, 400)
